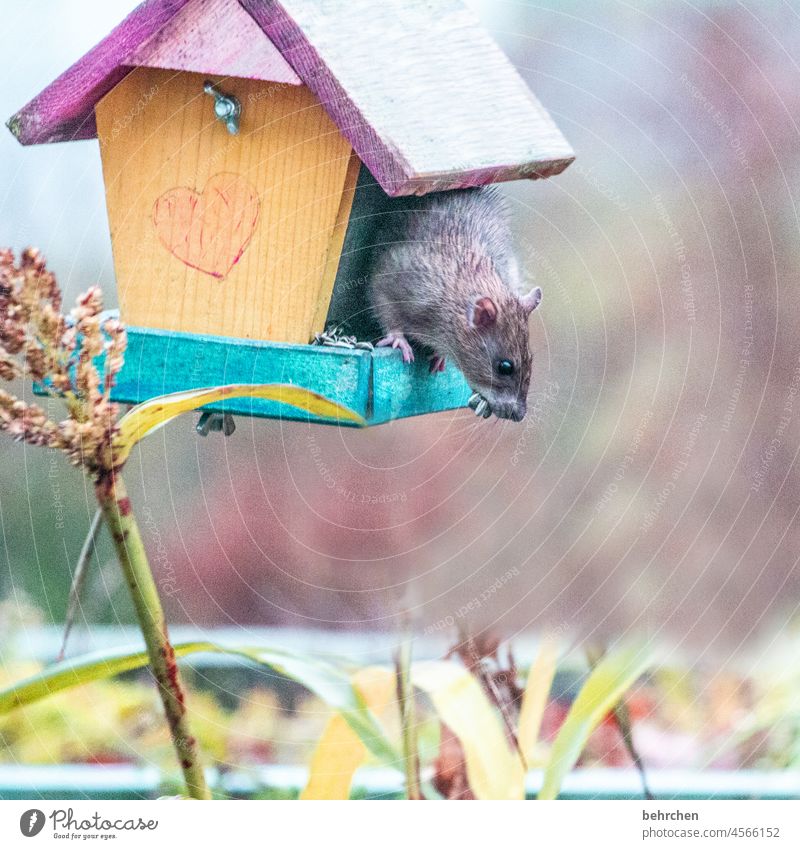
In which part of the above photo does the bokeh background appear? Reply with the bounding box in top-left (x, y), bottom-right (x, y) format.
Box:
top-left (1, 0), bottom-right (799, 672)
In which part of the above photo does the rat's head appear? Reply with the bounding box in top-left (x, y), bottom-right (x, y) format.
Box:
top-left (456, 286), bottom-right (542, 421)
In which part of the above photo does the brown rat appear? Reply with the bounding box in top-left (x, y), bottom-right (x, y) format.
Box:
top-left (370, 187), bottom-right (541, 421)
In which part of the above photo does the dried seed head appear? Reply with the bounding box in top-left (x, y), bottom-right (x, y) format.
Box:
top-left (0, 353), bottom-right (19, 381)
top-left (0, 250), bottom-right (126, 478)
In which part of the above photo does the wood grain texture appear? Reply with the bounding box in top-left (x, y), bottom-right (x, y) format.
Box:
top-left (238, 0), bottom-right (575, 196)
top-left (310, 151), bottom-right (361, 334)
top-left (129, 0), bottom-right (301, 83)
top-left (113, 323), bottom-right (372, 425)
top-left (6, 0), bottom-right (192, 145)
top-left (9, 0), bottom-right (573, 201)
top-left (369, 348), bottom-right (471, 425)
top-left (95, 67), bottom-right (354, 343)
top-left (151, 172), bottom-right (261, 279)
top-left (6, 0), bottom-right (300, 146)
top-left (32, 315), bottom-right (472, 426)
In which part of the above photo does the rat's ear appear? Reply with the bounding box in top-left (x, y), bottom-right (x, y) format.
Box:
top-left (521, 286), bottom-right (542, 316)
top-left (468, 296), bottom-right (498, 330)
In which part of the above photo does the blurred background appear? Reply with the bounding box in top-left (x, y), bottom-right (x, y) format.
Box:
top-left (1, 0), bottom-right (799, 669)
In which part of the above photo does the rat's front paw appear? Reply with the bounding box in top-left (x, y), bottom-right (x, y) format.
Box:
top-left (376, 332), bottom-right (415, 364)
top-left (429, 354), bottom-right (446, 374)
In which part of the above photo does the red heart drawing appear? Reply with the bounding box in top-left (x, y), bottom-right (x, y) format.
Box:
top-left (152, 172), bottom-right (260, 279)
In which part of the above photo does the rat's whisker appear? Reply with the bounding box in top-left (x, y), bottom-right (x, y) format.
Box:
top-left (449, 423), bottom-right (481, 442)
top-left (448, 414), bottom-right (484, 438)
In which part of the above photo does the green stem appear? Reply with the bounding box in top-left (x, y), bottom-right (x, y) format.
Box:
top-left (96, 469), bottom-right (210, 800)
top-left (395, 629), bottom-right (422, 801)
top-left (59, 507), bottom-right (103, 662)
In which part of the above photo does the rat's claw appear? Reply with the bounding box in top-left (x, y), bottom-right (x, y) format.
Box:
top-left (377, 332), bottom-right (414, 363)
top-left (399, 340), bottom-right (415, 363)
top-left (429, 354), bottom-right (446, 374)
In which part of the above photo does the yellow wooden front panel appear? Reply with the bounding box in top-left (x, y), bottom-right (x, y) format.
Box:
top-left (95, 67), bottom-right (355, 343)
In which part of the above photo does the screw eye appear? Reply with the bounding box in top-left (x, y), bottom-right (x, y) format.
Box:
top-left (497, 359), bottom-right (514, 376)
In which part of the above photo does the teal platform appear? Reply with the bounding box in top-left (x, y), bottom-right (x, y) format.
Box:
top-left (52, 315), bottom-right (472, 427)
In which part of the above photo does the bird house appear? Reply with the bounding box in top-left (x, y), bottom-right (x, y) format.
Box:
top-left (8, 0), bottom-right (573, 425)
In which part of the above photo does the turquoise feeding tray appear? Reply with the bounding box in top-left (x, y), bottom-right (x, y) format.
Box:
top-left (71, 315), bottom-right (472, 427)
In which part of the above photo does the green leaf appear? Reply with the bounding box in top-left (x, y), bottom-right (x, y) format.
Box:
top-left (234, 647), bottom-right (398, 765)
top-left (538, 644), bottom-right (653, 800)
top-left (0, 641), bottom-right (396, 765)
top-left (114, 384), bottom-right (365, 463)
top-left (413, 661), bottom-right (525, 800)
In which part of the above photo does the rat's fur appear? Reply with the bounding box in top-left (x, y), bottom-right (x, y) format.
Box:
top-left (369, 187), bottom-right (540, 421)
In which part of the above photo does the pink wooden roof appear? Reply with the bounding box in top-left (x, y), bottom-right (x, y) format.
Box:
top-left (6, 0), bottom-right (299, 146)
top-left (8, 0), bottom-right (574, 196)
top-left (128, 0), bottom-right (301, 83)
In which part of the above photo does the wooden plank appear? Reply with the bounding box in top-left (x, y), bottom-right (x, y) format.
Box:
top-left (95, 67), bottom-right (354, 343)
top-left (129, 0), bottom-right (301, 83)
top-left (309, 150), bottom-right (361, 335)
top-left (112, 323), bottom-right (372, 425)
top-left (6, 0), bottom-right (192, 145)
top-left (369, 349), bottom-right (471, 425)
top-left (32, 316), bottom-right (472, 426)
top-left (238, 0), bottom-right (574, 196)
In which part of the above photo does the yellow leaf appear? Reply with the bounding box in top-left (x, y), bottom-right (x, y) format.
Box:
top-left (114, 383), bottom-right (365, 463)
top-left (301, 666), bottom-right (395, 800)
top-left (518, 635), bottom-right (559, 764)
top-left (412, 661), bottom-right (525, 800)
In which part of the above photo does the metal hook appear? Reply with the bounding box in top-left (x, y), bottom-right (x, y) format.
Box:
top-left (196, 411), bottom-right (236, 437)
top-left (203, 80), bottom-right (241, 135)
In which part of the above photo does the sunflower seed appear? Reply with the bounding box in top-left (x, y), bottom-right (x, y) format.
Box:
top-left (313, 327), bottom-right (374, 350)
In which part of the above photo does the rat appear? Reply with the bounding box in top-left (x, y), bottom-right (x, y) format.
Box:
top-left (369, 186), bottom-right (542, 421)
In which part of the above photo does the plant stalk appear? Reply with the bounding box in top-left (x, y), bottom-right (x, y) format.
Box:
top-left (395, 629), bottom-right (422, 800)
top-left (59, 507), bottom-right (103, 662)
top-left (586, 644), bottom-right (652, 800)
top-left (96, 469), bottom-right (210, 799)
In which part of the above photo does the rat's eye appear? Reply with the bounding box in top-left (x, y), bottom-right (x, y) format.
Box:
top-left (497, 359), bottom-right (515, 376)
